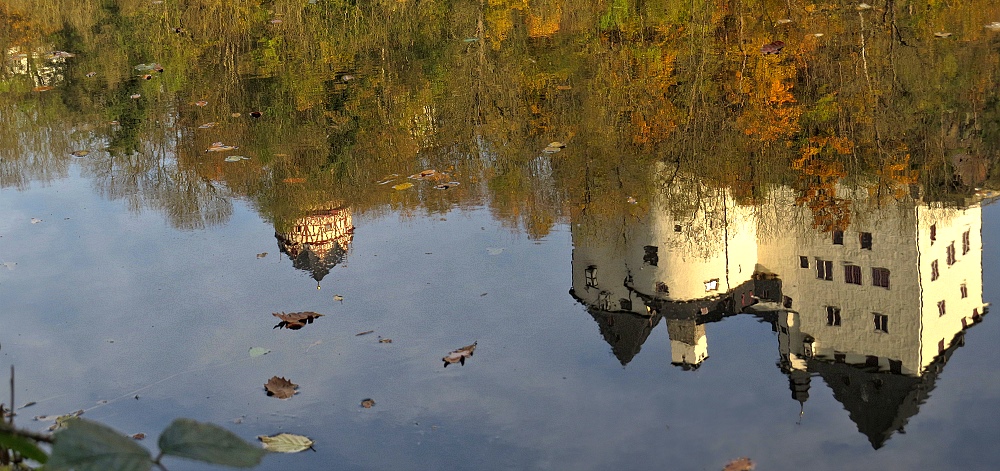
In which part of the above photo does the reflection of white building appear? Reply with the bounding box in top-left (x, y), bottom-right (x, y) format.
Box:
top-left (570, 174), bottom-right (758, 367)
top-left (760, 187), bottom-right (987, 376)
top-left (275, 207), bottom-right (354, 288)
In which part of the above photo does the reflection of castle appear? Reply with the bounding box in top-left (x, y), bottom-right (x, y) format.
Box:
top-left (570, 179), bottom-right (989, 447)
top-left (275, 207), bottom-right (354, 288)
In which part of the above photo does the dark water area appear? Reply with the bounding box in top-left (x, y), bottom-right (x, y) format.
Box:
top-left (4, 1), bottom-right (1000, 470)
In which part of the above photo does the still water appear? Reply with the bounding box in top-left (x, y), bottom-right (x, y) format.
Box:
top-left (4, 0), bottom-right (1000, 469)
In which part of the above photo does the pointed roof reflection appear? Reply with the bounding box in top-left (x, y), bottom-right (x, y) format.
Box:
top-left (275, 207), bottom-right (354, 286)
top-left (586, 307), bottom-right (663, 366)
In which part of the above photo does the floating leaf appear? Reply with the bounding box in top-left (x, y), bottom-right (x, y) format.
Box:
top-left (249, 111), bottom-right (263, 118)
top-left (198, 122), bottom-right (217, 129)
top-left (131, 433), bottom-right (145, 440)
top-left (434, 182), bottom-right (460, 190)
top-left (130, 94), bottom-right (141, 99)
top-left (31, 218), bottom-right (42, 224)
top-left (272, 311), bottom-right (324, 330)
top-left (264, 376), bottom-right (298, 399)
top-left (48, 418), bottom-right (152, 471)
top-left (360, 398), bottom-right (375, 408)
top-left (355, 330), bottom-right (374, 336)
top-left (33, 86), bottom-right (54, 92)
top-left (379, 338), bottom-right (392, 343)
top-left (49, 51), bottom-right (75, 59)
top-left (139, 74), bottom-right (152, 80)
top-left (987, 22), bottom-right (1000, 32)
top-left (133, 63), bottom-right (161, 71)
top-left (282, 177), bottom-right (306, 183)
top-left (224, 155), bottom-right (249, 162)
top-left (776, 18), bottom-right (792, 24)
top-left (486, 247), bottom-right (504, 255)
top-left (626, 196), bottom-right (637, 204)
top-left (334, 294), bottom-right (344, 302)
top-left (207, 142), bottom-right (238, 152)
top-left (194, 100), bottom-right (208, 106)
top-left (393, 182), bottom-right (414, 191)
top-left (85, 71), bottom-right (96, 77)
top-left (257, 433), bottom-right (314, 453)
top-left (2, 261), bottom-right (15, 270)
top-left (249, 347), bottom-right (271, 358)
top-left (722, 457), bottom-right (755, 471)
top-left (542, 141), bottom-right (566, 153)
top-left (442, 341), bottom-right (477, 367)
top-left (231, 112), bottom-right (242, 117)
top-left (856, 3), bottom-right (871, 10)
top-left (761, 40), bottom-right (785, 55)
top-left (71, 150), bottom-right (90, 157)
top-left (934, 32), bottom-right (953, 38)
top-left (256, 252), bottom-right (267, 259)
top-left (158, 419), bottom-right (266, 468)
top-left (19, 401), bottom-right (36, 409)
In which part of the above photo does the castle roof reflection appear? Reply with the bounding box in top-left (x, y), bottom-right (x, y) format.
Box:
top-left (570, 177), bottom-right (991, 448)
top-left (275, 207), bottom-right (354, 288)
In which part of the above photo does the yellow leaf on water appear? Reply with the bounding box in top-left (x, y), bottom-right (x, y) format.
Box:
top-left (258, 433), bottom-right (314, 453)
top-left (393, 182), bottom-right (414, 190)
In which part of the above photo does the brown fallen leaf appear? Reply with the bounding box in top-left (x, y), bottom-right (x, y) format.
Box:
top-left (361, 398), bottom-right (375, 408)
top-left (282, 177), bottom-right (306, 183)
top-left (722, 457), bottom-right (754, 471)
top-left (273, 311), bottom-right (324, 330)
top-left (33, 86), bottom-right (54, 92)
top-left (378, 338), bottom-right (392, 343)
top-left (761, 40), bottom-right (785, 55)
top-left (131, 433), bottom-right (146, 440)
top-left (265, 376), bottom-right (299, 399)
top-left (443, 341), bottom-right (477, 367)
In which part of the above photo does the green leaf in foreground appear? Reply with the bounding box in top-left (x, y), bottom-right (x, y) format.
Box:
top-left (0, 429), bottom-right (48, 463)
top-left (47, 419), bottom-right (152, 471)
top-left (158, 419), bottom-right (266, 468)
top-left (257, 433), bottom-right (314, 453)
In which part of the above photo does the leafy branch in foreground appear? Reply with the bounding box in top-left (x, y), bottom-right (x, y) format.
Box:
top-left (4, 418), bottom-right (268, 471)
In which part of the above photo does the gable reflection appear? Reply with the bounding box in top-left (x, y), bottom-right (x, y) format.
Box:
top-left (274, 206), bottom-right (355, 289)
top-left (570, 180), bottom-right (990, 448)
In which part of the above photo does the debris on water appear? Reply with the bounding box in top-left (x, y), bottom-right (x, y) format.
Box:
top-left (543, 142), bottom-right (566, 153)
top-left (986, 22), bottom-right (1000, 32)
top-left (856, 3), bottom-right (872, 10)
top-left (224, 155), bottom-right (249, 162)
top-left (442, 342), bottom-right (477, 367)
top-left (361, 398), bottom-right (375, 408)
top-left (85, 71), bottom-right (96, 77)
top-left (627, 196), bottom-right (637, 204)
top-left (722, 457), bottom-right (755, 471)
top-left (264, 376), bottom-right (298, 399)
top-left (131, 433), bottom-right (146, 440)
top-left (273, 312), bottom-right (324, 330)
top-left (934, 32), bottom-right (953, 38)
top-left (776, 19), bottom-right (792, 25)
top-left (356, 330), bottom-right (375, 336)
top-left (761, 40), bottom-right (785, 55)
top-left (334, 295), bottom-right (344, 302)
top-left (33, 86), bottom-right (53, 92)
top-left (130, 93), bottom-right (141, 99)
top-left (198, 122), bottom-right (217, 129)
top-left (378, 337), bottom-right (392, 343)
top-left (257, 252), bottom-right (267, 258)
top-left (250, 111), bottom-right (263, 118)
top-left (71, 150), bottom-right (90, 157)
top-left (134, 63), bottom-right (162, 72)
top-left (207, 142), bottom-right (238, 152)
top-left (30, 218), bottom-right (42, 224)
top-left (231, 112), bottom-right (242, 118)
top-left (195, 100), bottom-right (208, 106)
top-left (393, 182), bottom-right (414, 190)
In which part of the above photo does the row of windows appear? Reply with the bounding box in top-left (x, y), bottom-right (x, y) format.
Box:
top-left (825, 307), bottom-right (890, 333)
top-left (830, 230), bottom-right (874, 249)
top-left (930, 226), bottom-right (972, 255)
top-left (801, 257), bottom-right (890, 288)
top-left (930, 231), bottom-right (972, 281)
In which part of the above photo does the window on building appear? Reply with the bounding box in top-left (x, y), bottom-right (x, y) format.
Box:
top-left (834, 352), bottom-right (846, 363)
top-left (866, 356), bottom-right (879, 368)
top-left (889, 359), bottom-right (902, 374)
top-left (585, 266), bottom-right (598, 288)
top-left (947, 242), bottom-right (956, 266)
top-left (800, 256), bottom-right (809, 268)
top-left (860, 232), bottom-right (873, 250)
top-left (674, 224), bottom-right (682, 233)
top-left (931, 260), bottom-right (939, 281)
top-left (619, 298), bottom-right (632, 311)
top-left (833, 230), bottom-right (844, 245)
top-left (938, 300), bottom-right (946, 316)
top-left (643, 246), bottom-right (658, 266)
top-left (817, 259), bottom-right (833, 280)
top-left (874, 313), bottom-right (889, 333)
top-left (783, 296), bottom-right (793, 309)
top-left (963, 230), bottom-right (971, 255)
top-left (845, 265), bottom-right (862, 285)
top-left (826, 306), bottom-right (842, 326)
top-left (930, 224), bottom-right (937, 244)
top-left (704, 279), bottom-right (719, 292)
top-left (961, 283), bottom-right (968, 299)
top-left (655, 281), bottom-right (669, 293)
top-left (872, 267), bottom-right (890, 288)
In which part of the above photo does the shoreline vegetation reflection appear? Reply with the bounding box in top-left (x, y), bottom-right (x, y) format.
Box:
top-left (3, 0), bottom-right (1000, 468)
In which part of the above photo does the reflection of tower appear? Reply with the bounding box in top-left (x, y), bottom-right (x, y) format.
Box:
top-left (758, 188), bottom-right (990, 448)
top-left (275, 207), bottom-right (354, 288)
top-left (570, 171), bottom-right (759, 367)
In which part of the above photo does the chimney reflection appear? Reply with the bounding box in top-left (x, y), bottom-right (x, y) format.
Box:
top-left (570, 178), bottom-right (991, 447)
